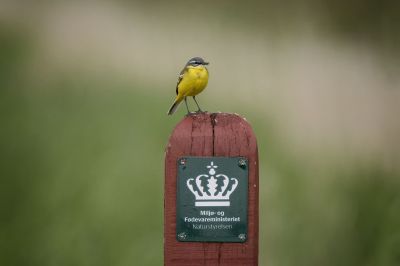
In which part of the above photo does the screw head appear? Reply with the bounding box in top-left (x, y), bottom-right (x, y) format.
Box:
top-left (238, 233), bottom-right (246, 241)
top-left (177, 232), bottom-right (187, 240)
top-left (179, 158), bottom-right (186, 166)
top-left (238, 158), bottom-right (247, 167)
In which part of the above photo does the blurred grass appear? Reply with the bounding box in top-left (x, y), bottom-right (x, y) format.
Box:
top-left (0, 29), bottom-right (171, 262)
top-left (2, 76), bottom-right (399, 265)
top-left (1, 5), bottom-right (400, 266)
top-left (0, 79), bottom-right (171, 265)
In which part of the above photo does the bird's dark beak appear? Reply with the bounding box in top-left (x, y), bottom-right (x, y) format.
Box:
top-left (203, 62), bottom-right (209, 65)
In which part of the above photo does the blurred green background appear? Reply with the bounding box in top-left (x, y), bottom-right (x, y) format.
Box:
top-left (1, 1), bottom-right (399, 265)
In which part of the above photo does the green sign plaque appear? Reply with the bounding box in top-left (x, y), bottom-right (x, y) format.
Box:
top-left (176, 156), bottom-right (248, 242)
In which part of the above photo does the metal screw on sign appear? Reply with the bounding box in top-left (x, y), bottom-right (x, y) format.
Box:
top-left (179, 158), bottom-right (186, 166)
top-left (238, 234), bottom-right (246, 241)
top-left (238, 158), bottom-right (247, 168)
top-left (177, 232), bottom-right (187, 240)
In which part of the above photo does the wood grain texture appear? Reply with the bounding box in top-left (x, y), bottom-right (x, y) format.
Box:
top-left (165, 113), bottom-right (259, 266)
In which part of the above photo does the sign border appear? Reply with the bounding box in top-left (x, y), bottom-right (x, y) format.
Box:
top-left (176, 156), bottom-right (249, 243)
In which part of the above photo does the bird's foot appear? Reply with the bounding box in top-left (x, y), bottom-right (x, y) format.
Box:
top-left (185, 112), bottom-right (197, 116)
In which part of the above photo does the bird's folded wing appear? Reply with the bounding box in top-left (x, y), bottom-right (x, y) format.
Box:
top-left (176, 67), bottom-right (187, 95)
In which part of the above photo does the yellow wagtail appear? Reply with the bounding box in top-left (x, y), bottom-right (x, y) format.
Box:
top-left (167, 57), bottom-right (209, 115)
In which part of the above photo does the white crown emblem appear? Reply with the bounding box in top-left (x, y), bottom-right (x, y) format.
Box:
top-left (186, 161), bottom-right (238, 207)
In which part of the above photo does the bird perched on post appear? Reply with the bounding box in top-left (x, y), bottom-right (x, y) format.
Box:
top-left (167, 57), bottom-right (209, 115)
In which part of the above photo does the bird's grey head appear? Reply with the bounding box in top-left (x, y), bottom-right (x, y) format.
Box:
top-left (186, 57), bottom-right (209, 67)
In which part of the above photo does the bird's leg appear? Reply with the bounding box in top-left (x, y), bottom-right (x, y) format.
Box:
top-left (193, 96), bottom-right (203, 113)
top-left (184, 97), bottom-right (191, 114)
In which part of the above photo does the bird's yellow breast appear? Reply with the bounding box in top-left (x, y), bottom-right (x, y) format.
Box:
top-left (177, 65), bottom-right (209, 97)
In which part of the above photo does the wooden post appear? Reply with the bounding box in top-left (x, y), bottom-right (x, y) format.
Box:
top-left (165, 113), bottom-right (259, 265)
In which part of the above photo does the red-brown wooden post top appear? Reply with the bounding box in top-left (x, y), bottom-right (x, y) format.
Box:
top-left (165, 112), bottom-right (259, 266)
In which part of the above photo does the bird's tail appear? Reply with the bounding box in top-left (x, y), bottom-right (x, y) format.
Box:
top-left (167, 96), bottom-right (183, 115)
